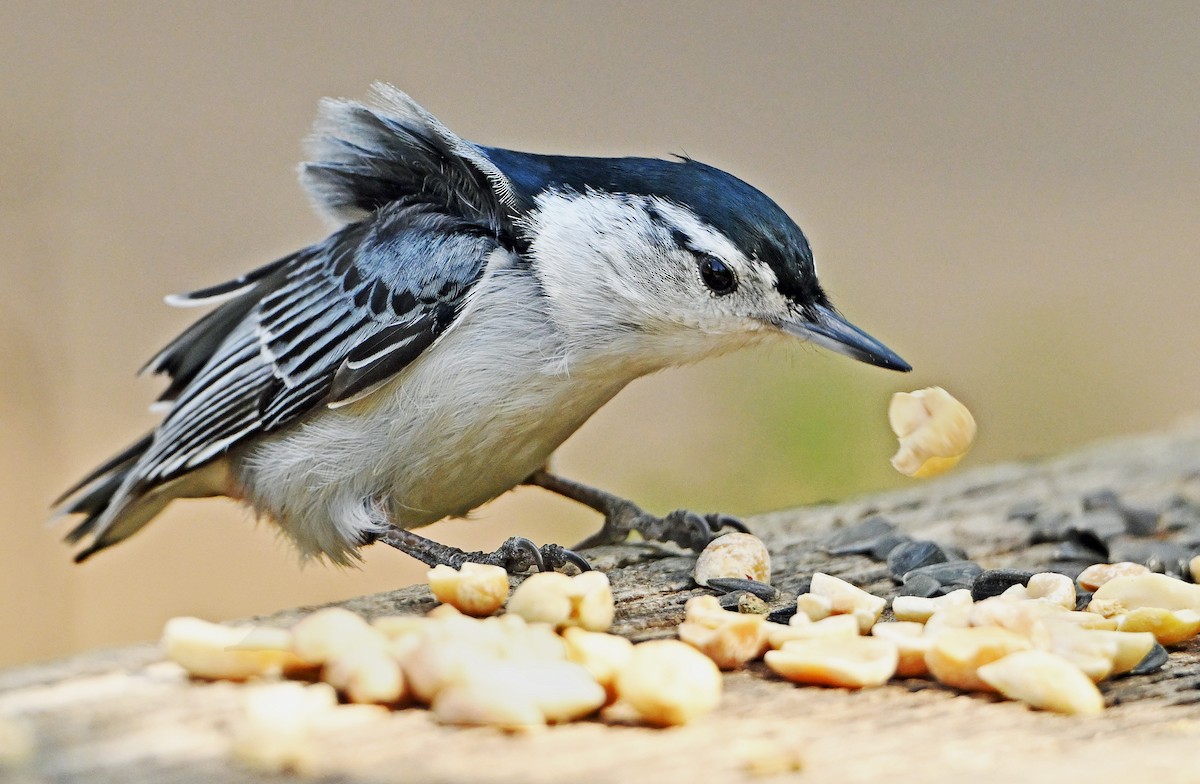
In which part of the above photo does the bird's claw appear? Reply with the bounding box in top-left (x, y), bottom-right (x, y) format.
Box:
top-left (465, 536), bottom-right (591, 574)
top-left (575, 506), bottom-right (748, 552)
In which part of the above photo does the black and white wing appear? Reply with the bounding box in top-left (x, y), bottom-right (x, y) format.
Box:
top-left (135, 209), bottom-right (499, 485)
top-left (60, 84), bottom-right (521, 558)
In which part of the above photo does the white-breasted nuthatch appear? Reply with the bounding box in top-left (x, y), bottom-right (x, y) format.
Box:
top-left (55, 84), bottom-right (910, 573)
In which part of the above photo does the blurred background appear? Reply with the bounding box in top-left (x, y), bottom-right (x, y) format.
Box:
top-left (3, 2), bottom-right (1198, 669)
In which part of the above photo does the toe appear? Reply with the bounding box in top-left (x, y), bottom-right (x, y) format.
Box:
top-left (706, 513), bottom-right (749, 534)
top-left (501, 536), bottom-right (546, 573)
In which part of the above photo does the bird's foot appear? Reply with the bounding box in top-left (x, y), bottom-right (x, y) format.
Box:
top-left (524, 468), bottom-right (748, 552)
top-left (378, 528), bottom-right (590, 574)
top-left (574, 502), bottom-right (748, 551)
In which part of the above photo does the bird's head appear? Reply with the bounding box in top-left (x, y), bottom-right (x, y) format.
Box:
top-left (489, 150), bottom-right (910, 374)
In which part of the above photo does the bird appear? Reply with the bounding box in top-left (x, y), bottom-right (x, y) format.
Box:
top-left (54, 83), bottom-right (911, 573)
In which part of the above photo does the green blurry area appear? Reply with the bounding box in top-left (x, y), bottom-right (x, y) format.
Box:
top-left (633, 350), bottom-right (905, 515)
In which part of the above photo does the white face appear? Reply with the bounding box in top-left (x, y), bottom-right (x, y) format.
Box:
top-left (525, 189), bottom-right (797, 368)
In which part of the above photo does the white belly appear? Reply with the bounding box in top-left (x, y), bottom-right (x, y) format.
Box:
top-left (234, 269), bottom-right (633, 562)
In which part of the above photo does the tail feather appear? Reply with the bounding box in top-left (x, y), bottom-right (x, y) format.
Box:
top-left (58, 445), bottom-right (234, 561)
top-left (52, 433), bottom-right (153, 508)
top-left (62, 473), bottom-right (128, 541)
top-left (71, 488), bottom-right (175, 562)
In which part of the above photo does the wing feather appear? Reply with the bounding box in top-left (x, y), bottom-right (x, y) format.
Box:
top-left (126, 208), bottom-right (498, 489)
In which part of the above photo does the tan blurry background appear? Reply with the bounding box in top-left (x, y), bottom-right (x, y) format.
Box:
top-left (2, 2), bottom-right (1198, 668)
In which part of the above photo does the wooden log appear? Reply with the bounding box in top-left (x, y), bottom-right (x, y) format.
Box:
top-left (2, 423), bottom-right (1200, 784)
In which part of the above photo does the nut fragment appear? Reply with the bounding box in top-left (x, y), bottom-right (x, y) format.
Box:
top-left (678, 614), bottom-right (769, 670)
top-left (615, 640), bottom-right (722, 726)
top-left (1079, 629), bottom-right (1157, 676)
top-left (925, 627), bottom-right (1032, 691)
top-left (1077, 562), bottom-right (1152, 591)
top-left (427, 563), bottom-right (510, 617)
top-left (977, 651), bottom-right (1104, 716)
top-left (794, 593), bottom-right (833, 622)
top-left (291, 608), bottom-right (384, 666)
top-left (232, 682), bottom-right (339, 773)
top-left (433, 659), bottom-right (604, 727)
top-left (693, 533), bottom-right (771, 587)
top-left (323, 648), bottom-right (407, 704)
top-left (1045, 611), bottom-right (1117, 631)
top-left (505, 571), bottom-right (614, 632)
top-left (765, 636), bottom-right (899, 688)
top-left (561, 627), bottom-right (633, 700)
top-left (402, 612), bottom-right (565, 704)
top-left (1040, 622), bottom-right (1116, 682)
top-left (809, 573), bottom-right (887, 630)
top-left (431, 680), bottom-right (546, 729)
top-left (892, 589), bottom-right (973, 624)
top-left (1025, 572), bottom-right (1076, 610)
top-left (681, 596), bottom-right (770, 669)
top-left (968, 596), bottom-right (1061, 644)
top-left (162, 617), bottom-right (305, 681)
top-left (1115, 607), bottom-right (1200, 646)
top-left (769, 614), bottom-right (861, 648)
top-left (889, 387), bottom-right (976, 478)
top-left (1089, 573), bottom-right (1200, 616)
top-left (870, 621), bottom-right (931, 677)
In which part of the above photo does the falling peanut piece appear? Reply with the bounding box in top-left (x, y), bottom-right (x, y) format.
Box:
top-left (888, 386), bottom-right (976, 478)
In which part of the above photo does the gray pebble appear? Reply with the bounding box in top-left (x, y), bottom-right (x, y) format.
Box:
top-left (1006, 499), bottom-right (1042, 522)
top-left (904, 560), bottom-right (984, 588)
top-left (868, 533), bottom-right (914, 560)
top-left (898, 573), bottom-right (942, 597)
top-left (1161, 504), bottom-right (1200, 533)
top-left (1054, 539), bottom-right (1108, 563)
top-left (971, 568), bottom-right (1035, 601)
top-left (887, 540), bottom-right (949, 582)
top-left (1107, 538), bottom-right (1195, 578)
top-left (1120, 505), bottom-right (1160, 537)
top-left (1081, 488), bottom-right (1121, 512)
top-left (1030, 511), bottom-right (1072, 543)
top-left (1068, 510), bottom-right (1127, 544)
top-left (1074, 590), bottom-right (1093, 611)
top-left (1047, 560), bottom-right (1093, 581)
top-left (824, 515), bottom-right (896, 555)
top-left (941, 545), bottom-right (969, 562)
top-left (1127, 642), bottom-right (1169, 676)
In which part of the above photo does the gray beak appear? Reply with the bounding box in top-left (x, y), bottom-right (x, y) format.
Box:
top-left (780, 304), bottom-right (912, 372)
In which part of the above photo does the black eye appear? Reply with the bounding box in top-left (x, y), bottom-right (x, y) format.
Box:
top-left (699, 255), bottom-right (737, 295)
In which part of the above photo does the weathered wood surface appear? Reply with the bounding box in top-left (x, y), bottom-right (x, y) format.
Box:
top-left (3, 423), bottom-right (1200, 784)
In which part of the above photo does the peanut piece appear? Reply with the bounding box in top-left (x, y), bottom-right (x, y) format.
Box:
top-left (977, 651), bottom-right (1104, 716)
top-left (889, 386), bottom-right (976, 478)
top-left (427, 563), bottom-right (510, 617)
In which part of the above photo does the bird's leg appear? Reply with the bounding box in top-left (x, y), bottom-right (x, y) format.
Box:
top-left (375, 527), bottom-right (591, 574)
top-left (524, 468), bottom-right (748, 551)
